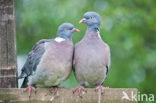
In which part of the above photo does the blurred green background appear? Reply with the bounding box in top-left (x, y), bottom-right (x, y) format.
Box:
top-left (15, 0), bottom-right (156, 102)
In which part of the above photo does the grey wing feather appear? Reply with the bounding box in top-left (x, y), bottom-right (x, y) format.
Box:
top-left (106, 56), bottom-right (111, 75)
top-left (72, 47), bottom-right (75, 73)
top-left (18, 39), bottom-right (52, 79)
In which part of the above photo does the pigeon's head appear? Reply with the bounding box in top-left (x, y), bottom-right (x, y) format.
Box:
top-left (57, 23), bottom-right (79, 39)
top-left (79, 12), bottom-right (101, 31)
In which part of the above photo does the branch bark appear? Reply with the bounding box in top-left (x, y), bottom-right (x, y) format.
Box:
top-left (0, 88), bottom-right (137, 103)
top-left (0, 0), bottom-right (17, 88)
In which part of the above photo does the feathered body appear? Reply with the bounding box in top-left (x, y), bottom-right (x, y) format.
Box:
top-left (27, 40), bottom-right (73, 87)
top-left (19, 23), bottom-right (79, 88)
top-left (74, 29), bottom-right (110, 87)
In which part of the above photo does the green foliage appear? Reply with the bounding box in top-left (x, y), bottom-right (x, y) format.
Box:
top-left (15, 0), bottom-right (156, 101)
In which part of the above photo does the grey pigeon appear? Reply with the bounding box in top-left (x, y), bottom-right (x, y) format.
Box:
top-left (73, 12), bottom-right (111, 96)
top-left (18, 23), bottom-right (79, 97)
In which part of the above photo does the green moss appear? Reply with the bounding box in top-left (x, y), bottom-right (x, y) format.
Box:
top-left (0, 94), bottom-right (11, 101)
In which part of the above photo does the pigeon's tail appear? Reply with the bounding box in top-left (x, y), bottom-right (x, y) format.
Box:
top-left (21, 77), bottom-right (28, 88)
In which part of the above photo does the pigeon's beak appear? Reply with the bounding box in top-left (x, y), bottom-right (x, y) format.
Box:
top-left (73, 28), bottom-right (80, 32)
top-left (79, 18), bottom-right (86, 24)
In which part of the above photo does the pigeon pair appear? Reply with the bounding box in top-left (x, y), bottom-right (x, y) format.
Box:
top-left (19, 11), bottom-right (111, 97)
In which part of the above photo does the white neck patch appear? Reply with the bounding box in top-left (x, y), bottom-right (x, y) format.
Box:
top-left (97, 30), bottom-right (101, 39)
top-left (55, 37), bottom-right (65, 43)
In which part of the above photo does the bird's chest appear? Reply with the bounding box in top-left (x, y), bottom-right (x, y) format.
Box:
top-left (43, 41), bottom-right (73, 68)
top-left (33, 42), bottom-right (73, 87)
top-left (39, 41), bottom-right (73, 73)
top-left (78, 41), bottom-right (104, 58)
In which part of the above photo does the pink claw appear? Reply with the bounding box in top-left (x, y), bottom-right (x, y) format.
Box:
top-left (73, 85), bottom-right (87, 97)
top-left (96, 84), bottom-right (109, 94)
top-left (49, 86), bottom-right (59, 95)
top-left (24, 84), bottom-right (36, 98)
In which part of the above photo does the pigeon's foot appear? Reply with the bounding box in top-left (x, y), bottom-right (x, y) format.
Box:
top-left (73, 85), bottom-right (87, 98)
top-left (24, 84), bottom-right (36, 98)
top-left (49, 86), bottom-right (60, 95)
top-left (95, 84), bottom-right (109, 94)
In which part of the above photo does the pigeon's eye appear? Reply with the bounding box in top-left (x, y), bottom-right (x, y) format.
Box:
top-left (69, 27), bottom-right (73, 30)
top-left (85, 17), bottom-right (89, 20)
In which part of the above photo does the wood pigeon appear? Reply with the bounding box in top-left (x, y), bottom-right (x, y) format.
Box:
top-left (73, 12), bottom-right (111, 97)
top-left (18, 23), bottom-right (79, 97)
